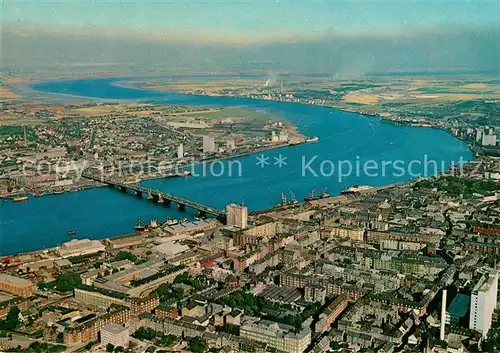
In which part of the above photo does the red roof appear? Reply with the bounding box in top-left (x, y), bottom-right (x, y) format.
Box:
top-left (474, 227), bottom-right (500, 235)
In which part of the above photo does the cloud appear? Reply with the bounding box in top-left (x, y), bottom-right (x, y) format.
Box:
top-left (2, 22), bottom-right (499, 75)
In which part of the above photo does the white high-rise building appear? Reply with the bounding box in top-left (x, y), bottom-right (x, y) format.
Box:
top-left (482, 133), bottom-right (497, 146)
top-left (203, 136), bottom-right (216, 153)
top-left (476, 129), bottom-right (484, 142)
top-left (177, 144), bottom-right (184, 159)
top-left (226, 203), bottom-right (248, 229)
top-left (226, 139), bottom-right (236, 151)
top-left (100, 323), bottom-right (129, 348)
top-left (469, 270), bottom-right (498, 337)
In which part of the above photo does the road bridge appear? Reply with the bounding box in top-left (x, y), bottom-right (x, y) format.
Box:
top-left (82, 171), bottom-right (226, 220)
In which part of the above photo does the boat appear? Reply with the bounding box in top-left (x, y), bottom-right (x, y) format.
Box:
top-left (135, 219), bottom-right (146, 232)
top-left (304, 189), bottom-right (319, 202)
top-left (306, 136), bottom-right (319, 143)
top-left (389, 141), bottom-right (395, 145)
top-left (68, 230), bottom-right (76, 236)
top-left (275, 192), bottom-right (288, 208)
top-left (166, 218), bottom-right (179, 226)
top-left (149, 219), bottom-right (159, 229)
top-left (320, 187), bottom-right (330, 198)
top-left (341, 185), bottom-right (374, 195)
top-left (12, 196), bottom-right (28, 202)
top-left (53, 190), bottom-right (65, 195)
top-left (288, 141), bottom-right (301, 146)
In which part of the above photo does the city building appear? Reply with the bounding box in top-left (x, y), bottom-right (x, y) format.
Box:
top-left (482, 133), bottom-right (497, 146)
top-left (57, 238), bottom-right (106, 258)
top-left (476, 129), bottom-right (484, 142)
top-left (240, 319), bottom-right (311, 353)
top-left (226, 203), bottom-right (248, 229)
top-left (446, 293), bottom-right (470, 326)
top-left (202, 135), bottom-right (216, 153)
top-left (0, 274), bottom-right (35, 297)
top-left (304, 284), bottom-right (327, 304)
top-left (314, 294), bottom-right (349, 333)
top-left (177, 144), bottom-right (184, 159)
top-left (100, 323), bottom-right (129, 348)
top-left (226, 139), bottom-right (235, 150)
top-left (63, 305), bottom-right (130, 345)
top-left (469, 270), bottom-right (498, 337)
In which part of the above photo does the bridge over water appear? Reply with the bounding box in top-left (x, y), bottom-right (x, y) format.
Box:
top-left (82, 171), bottom-right (226, 220)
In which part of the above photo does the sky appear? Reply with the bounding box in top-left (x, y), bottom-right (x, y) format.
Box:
top-left (2, 0), bottom-right (499, 73)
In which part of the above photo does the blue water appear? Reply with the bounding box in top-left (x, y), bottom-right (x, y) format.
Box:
top-left (0, 78), bottom-right (472, 255)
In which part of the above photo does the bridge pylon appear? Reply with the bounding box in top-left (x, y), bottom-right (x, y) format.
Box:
top-left (147, 191), bottom-right (153, 200)
top-left (157, 194), bottom-right (164, 203)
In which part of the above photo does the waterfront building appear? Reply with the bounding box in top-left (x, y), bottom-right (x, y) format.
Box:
top-left (476, 128), bottom-right (484, 142)
top-left (202, 135), bottom-right (215, 153)
top-left (177, 144), bottom-right (184, 159)
top-left (482, 133), bottom-right (497, 146)
top-left (57, 238), bottom-right (106, 258)
top-left (469, 271), bottom-right (498, 337)
top-left (163, 219), bottom-right (218, 237)
top-left (100, 323), bottom-right (129, 348)
top-left (105, 235), bottom-right (146, 250)
top-left (226, 139), bottom-right (235, 150)
top-left (226, 203), bottom-right (248, 229)
top-left (0, 274), bottom-right (35, 297)
top-left (240, 319), bottom-right (311, 353)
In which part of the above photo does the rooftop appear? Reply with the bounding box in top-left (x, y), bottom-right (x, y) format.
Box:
top-left (0, 274), bottom-right (33, 287)
top-left (447, 294), bottom-right (470, 318)
top-left (102, 323), bottom-right (128, 335)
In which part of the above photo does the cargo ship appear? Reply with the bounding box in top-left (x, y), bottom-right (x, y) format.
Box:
top-left (166, 218), bottom-right (179, 226)
top-left (12, 196), bottom-right (28, 203)
top-left (135, 219), bottom-right (146, 232)
top-left (304, 188), bottom-right (330, 201)
top-left (276, 192), bottom-right (299, 207)
top-left (341, 185), bottom-right (373, 194)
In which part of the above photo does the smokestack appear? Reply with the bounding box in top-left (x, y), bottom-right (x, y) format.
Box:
top-left (440, 289), bottom-right (447, 341)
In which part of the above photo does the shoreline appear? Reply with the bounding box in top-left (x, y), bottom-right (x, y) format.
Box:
top-left (115, 79), bottom-right (475, 158)
top-left (4, 76), bottom-right (475, 200)
top-left (13, 75), bottom-right (475, 160)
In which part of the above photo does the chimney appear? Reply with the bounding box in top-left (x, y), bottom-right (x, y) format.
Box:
top-left (440, 289), bottom-right (447, 341)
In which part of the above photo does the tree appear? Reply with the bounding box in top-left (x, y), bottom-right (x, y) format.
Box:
top-left (132, 327), bottom-right (157, 341)
top-left (188, 337), bottom-right (207, 353)
top-left (114, 251), bottom-right (137, 262)
top-left (106, 343), bottom-right (114, 352)
top-left (4, 306), bottom-right (20, 331)
top-left (55, 271), bottom-right (81, 292)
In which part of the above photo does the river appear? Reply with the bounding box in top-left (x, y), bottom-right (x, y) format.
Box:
top-left (0, 77), bottom-right (472, 255)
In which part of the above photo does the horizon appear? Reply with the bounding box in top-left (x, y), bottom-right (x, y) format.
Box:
top-left (2, 0), bottom-right (499, 74)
